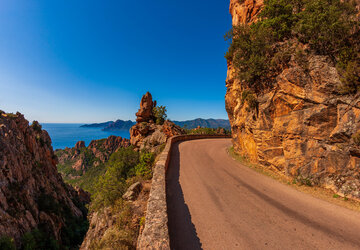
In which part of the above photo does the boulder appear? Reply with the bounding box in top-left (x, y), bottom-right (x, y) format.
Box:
top-left (122, 182), bottom-right (142, 201)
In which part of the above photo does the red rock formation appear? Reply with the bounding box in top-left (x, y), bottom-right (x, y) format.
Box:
top-left (75, 140), bottom-right (85, 149)
top-left (229, 0), bottom-right (263, 25)
top-left (226, 0), bottom-right (360, 199)
top-left (135, 92), bottom-right (156, 123)
top-left (57, 136), bottom-right (131, 172)
top-left (0, 112), bottom-right (87, 246)
top-left (130, 93), bottom-right (185, 152)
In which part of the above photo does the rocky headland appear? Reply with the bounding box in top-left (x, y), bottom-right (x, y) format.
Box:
top-left (81, 120), bottom-right (135, 131)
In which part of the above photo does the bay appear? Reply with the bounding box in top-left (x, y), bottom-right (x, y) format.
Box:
top-left (41, 123), bottom-right (130, 150)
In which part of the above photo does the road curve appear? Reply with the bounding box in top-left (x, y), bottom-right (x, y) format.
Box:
top-left (166, 139), bottom-right (360, 250)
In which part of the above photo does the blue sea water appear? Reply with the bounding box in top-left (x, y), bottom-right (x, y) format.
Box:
top-left (41, 123), bottom-right (130, 150)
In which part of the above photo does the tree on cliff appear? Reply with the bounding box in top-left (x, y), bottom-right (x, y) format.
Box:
top-left (153, 105), bottom-right (167, 125)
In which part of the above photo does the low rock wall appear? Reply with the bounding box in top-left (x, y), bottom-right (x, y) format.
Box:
top-left (137, 134), bottom-right (231, 249)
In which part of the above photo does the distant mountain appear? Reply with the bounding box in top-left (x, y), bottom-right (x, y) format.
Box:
top-left (80, 121), bottom-right (114, 128)
top-left (81, 120), bottom-right (135, 131)
top-left (172, 118), bottom-right (231, 129)
top-left (81, 118), bottom-right (230, 131)
top-left (103, 120), bottom-right (136, 131)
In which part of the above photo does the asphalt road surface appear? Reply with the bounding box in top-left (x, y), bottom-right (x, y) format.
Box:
top-left (166, 139), bottom-right (360, 250)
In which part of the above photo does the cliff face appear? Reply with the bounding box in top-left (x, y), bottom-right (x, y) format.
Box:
top-left (226, 0), bottom-right (360, 199)
top-left (0, 112), bottom-right (88, 247)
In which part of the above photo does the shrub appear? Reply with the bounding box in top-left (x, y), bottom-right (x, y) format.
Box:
top-left (134, 152), bottom-right (155, 179)
top-left (259, 0), bottom-right (298, 41)
top-left (295, 0), bottom-right (357, 56)
top-left (107, 147), bottom-right (140, 179)
top-left (226, 0), bottom-right (360, 93)
top-left (0, 236), bottom-right (15, 250)
top-left (31, 121), bottom-right (42, 133)
top-left (21, 229), bottom-right (59, 250)
top-left (226, 24), bottom-right (273, 89)
top-left (338, 61), bottom-right (360, 94)
top-left (241, 90), bottom-right (258, 111)
top-left (153, 105), bottom-right (167, 125)
top-left (91, 147), bottom-right (140, 210)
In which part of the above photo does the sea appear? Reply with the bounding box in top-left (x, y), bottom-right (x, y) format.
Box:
top-left (41, 123), bottom-right (130, 150)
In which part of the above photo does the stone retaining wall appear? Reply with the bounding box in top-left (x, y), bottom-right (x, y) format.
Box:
top-left (137, 134), bottom-right (231, 249)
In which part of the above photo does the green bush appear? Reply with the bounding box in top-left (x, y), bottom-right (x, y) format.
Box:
top-left (153, 105), bottom-right (167, 125)
top-left (21, 229), bottom-right (59, 250)
top-left (338, 61), bottom-right (360, 94)
top-left (259, 0), bottom-right (298, 41)
top-left (226, 0), bottom-right (359, 92)
top-left (91, 147), bottom-right (140, 210)
top-left (107, 147), bottom-right (140, 179)
top-left (295, 0), bottom-right (357, 56)
top-left (30, 121), bottom-right (42, 133)
top-left (0, 236), bottom-right (15, 250)
top-left (134, 152), bottom-right (155, 178)
top-left (241, 90), bottom-right (258, 111)
top-left (226, 24), bottom-right (273, 88)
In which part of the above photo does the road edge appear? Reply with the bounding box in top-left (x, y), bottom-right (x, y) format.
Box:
top-left (137, 135), bottom-right (231, 249)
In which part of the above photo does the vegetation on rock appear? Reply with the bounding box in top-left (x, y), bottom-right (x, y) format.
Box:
top-left (226, 0), bottom-right (360, 92)
top-left (185, 127), bottom-right (231, 135)
top-left (152, 105), bottom-right (167, 125)
top-left (91, 146), bottom-right (154, 211)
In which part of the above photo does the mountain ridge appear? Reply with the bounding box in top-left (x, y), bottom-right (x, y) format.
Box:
top-left (80, 118), bottom-right (230, 131)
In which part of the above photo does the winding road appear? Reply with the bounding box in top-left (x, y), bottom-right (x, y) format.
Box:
top-left (166, 139), bottom-right (360, 250)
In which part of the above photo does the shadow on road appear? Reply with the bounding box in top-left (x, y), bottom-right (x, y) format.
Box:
top-left (166, 142), bottom-right (202, 250)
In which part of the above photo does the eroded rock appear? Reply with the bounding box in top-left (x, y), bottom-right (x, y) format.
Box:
top-left (226, 0), bottom-right (360, 199)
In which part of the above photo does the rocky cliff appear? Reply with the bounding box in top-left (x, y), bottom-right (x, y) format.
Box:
top-left (226, 0), bottom-right (360, 199)
top-left (57, 136), bottom-right (130, 172)
top-left (0, 111), bottom-right (88, 248)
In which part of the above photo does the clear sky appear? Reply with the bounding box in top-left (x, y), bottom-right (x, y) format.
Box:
top-left (0, 0), bottom-right (232, 123)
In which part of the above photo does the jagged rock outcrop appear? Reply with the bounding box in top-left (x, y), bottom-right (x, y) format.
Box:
top-left (226, 0), bottom-right (360, 199)
top-left (229, 0), bottom-right (263, 25)
top-left (57, 135), bottom-right (130, 172)
top-left (130, 93), bottom-right (185, 152)
top-left (75, 140), bottom-right (85, 149)
top-left (136, 92), bottom-right (156, 123)
top-left (0, 111), bottom-right (88, 247)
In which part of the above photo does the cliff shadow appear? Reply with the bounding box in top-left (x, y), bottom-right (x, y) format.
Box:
top-left (166, 142), bottom-right (202, 250)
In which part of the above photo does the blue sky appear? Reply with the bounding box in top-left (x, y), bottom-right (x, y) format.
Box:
top-left (0, 0), bottom-right (232, 123)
